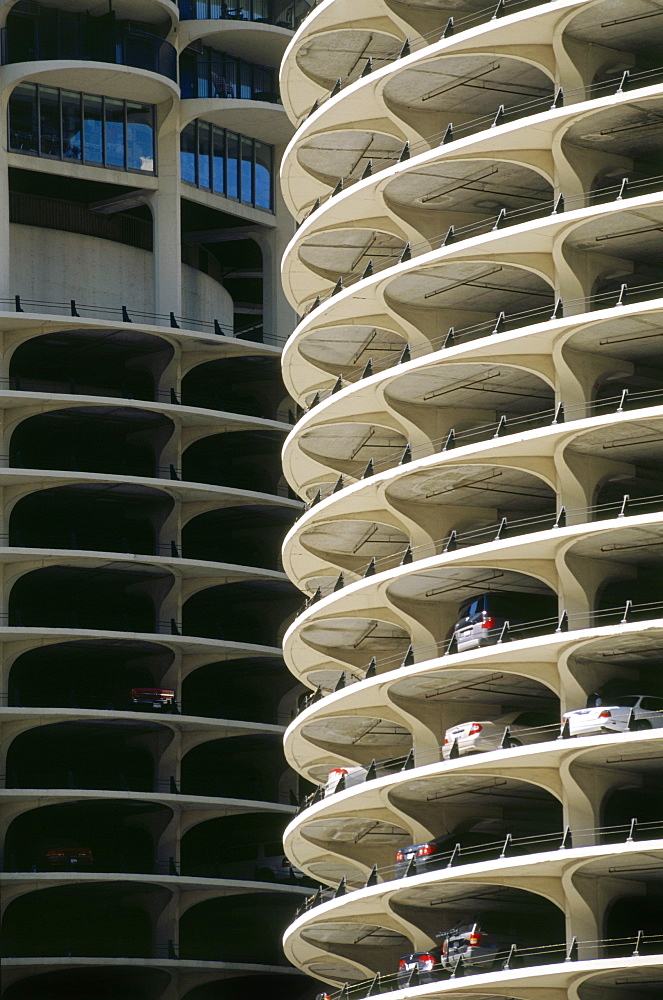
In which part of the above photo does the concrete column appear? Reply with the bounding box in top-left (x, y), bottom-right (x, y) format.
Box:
top-left (0, 85), bottom-right (11, 301)
top-left (151, 102), bottom-right (182, 319)
top-left (256, 144), bottom-right (297, 346)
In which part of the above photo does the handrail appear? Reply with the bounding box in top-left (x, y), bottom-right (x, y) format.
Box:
top-left (295, 596), bottom-right (663, 692)
top-left (300, 386), bottom-right (663, 515)
top-left (300, 931), bottom-right (663, 997)
top-left (300, 488), bottom-right (663, 602)
top-left (296, 63), bottom-right (663, 228)
top-left (295, 816), bottom-right (663, 912)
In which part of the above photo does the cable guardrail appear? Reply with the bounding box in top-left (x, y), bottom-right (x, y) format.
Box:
top-left (300, 488), bottom-right (663, 605)
top-left (308, 931), bottom-right (663, 997)
top-left (295, 597), bottom-right (663, 703)
top-left (297, 276), bottom-right (663, 407)
top-left (300, 386), bottom-right (663, 517)
top-left (0, 295), bottom-right (288, 347)
top-left (295, 816), bottom-right (663, 914)
top-left (0, 378), bottom-right (295, 424)
top-left (298, 170), bottom-right (663, 317)
top-left (295, 0), bottom-right (553, 126)
top-left (296, 59), bottom-right (663, 225)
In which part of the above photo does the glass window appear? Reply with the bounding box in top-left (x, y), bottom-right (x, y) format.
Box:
top-left (83, 95), bottom-right (104, 164)
top-left (126, 102), bottom-right (154, 171)
top-left (105, 99), bottom-right (125, 168)
top-left (9, 83), bottom-right (38, 154)
top-left (39, 86), bottom-right (60, 157)
top-left (212, 126), bottom-right (225, 195)
top-left (180, 122), bottom-right (197, 184)
top-left (241, 136), bottom-right (254, 205)
top-left (254, 141), bottom-right (273, 210)
top-left (198, 121), bottom-right (211, 189)
top-left (61, 90), bottom-right (82, 161)
top-left (226, 131), bottom-right (239, 199)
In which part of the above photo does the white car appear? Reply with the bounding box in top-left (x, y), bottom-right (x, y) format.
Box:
top-left (442, 710), bottom-right (557, 759)
top-left (562, 695), bottom-right (663, 737)
top-left (324, 765), bottom-right (368, 796)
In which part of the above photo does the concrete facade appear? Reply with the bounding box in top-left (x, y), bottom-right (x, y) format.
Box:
top-left (279, 1), bottom-right (663, 996)
top-left (0, 2), bottom-right (319, 999)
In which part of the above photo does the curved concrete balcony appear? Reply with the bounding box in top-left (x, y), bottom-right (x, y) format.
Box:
top-left (284, 726), bottom-right (663, 877)
top-left (0, 301), bottom-right (277, 351)
top-left (0, 958), bottom-right (308, 997)
top-left (179, 18), bottom-right (293, 65)
top-left (1, 59), bottom-right (178, 106)
top-left (280, 1), bottom-right (663, 217)
top-left (285, 616), bottom-right (663, 778)
top-left (281, 504), bottom-right (663, 681)
top-left (285, 837), bottom-right (663, 982)
top-left (0, 0), bottom-right (178, 30)
top-left (181, 95), bottom-right (294, 144)
top-left (282, 388), bottom-right (663, 551)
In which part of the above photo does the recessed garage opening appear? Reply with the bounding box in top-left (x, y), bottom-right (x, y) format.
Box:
top-left (10, 408), bottom-right (172, 477)
top-left (8, 565), bottom-right (168, 632)
top-left (182, 430), bottom-right (287, 494)
top-left (182, 356), bottom-right (287, 420)
top-left (606, 897), bottom-right (663, 953)
top-left (183, 505), bottom-right (295, 569)
top-left (8, 640), bottom-right (173, 710)
top-left (4, 800), bottom-right (165, 874)
top-left (181, 733), bottom-right (288, 801)
top-left (2, 968), bottom-right (167, 1000)
top-left (9, 485), bottom-right (171, 555)
top-left (602, 786), bottom-right (663, 843)
top-left (182, 975), bottom-right (316, 1000)
top-left (182, 580), bottom-right (300, 646)
top-left (1, 884), bottom-right (157, 958)
top-left (179, 894), bottom-right (293, 964)
top-left (6, 721), bottom-right (157, 792)
top-left (9, 329), bottom-right (172, 401)
top-left (182, 657), bottom-right (294, 723)
top-left (181, 812), bottom-right (298, 882)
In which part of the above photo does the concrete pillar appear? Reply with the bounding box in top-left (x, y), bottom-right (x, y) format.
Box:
top-left (151, 102), bottom-right (182, 319)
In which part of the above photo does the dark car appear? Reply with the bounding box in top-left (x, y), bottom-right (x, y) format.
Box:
top-left (453, 592), bottom-right (557, 652)
top-left (441, 913), bottom-right (542, 972)
top-left (397, 947), bottom-right (444, 985)
top-left (130, 687), bottom-right (176, 712)
top-left (394, 830), bottom-right (505, 878)
top-left (36, 842), bottom-right (94, 872)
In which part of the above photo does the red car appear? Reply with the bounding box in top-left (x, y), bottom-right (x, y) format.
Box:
top-left (39, 843), bottom-right (94, 871)
top-left (130, 688), bottom-right (176, 712)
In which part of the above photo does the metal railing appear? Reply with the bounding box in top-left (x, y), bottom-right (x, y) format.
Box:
top-left (306, 932), bottom-right (663, 997)
top-left (295, 816), bottom-right (663, 913)
top-left (294, 0), bottom-right (553, 127)
top-left (299, 171), bottom-right (663, 316)
top-left (301, 487), bottom-right (663, 604)
top-left (297, 64), bottom-right (663, 228)
top-left (0, 24), bottom-right (177, 82)
top-left (179, 0), bottom-right (311, 29)
top-left (295, 596), bottom-right (663, 698)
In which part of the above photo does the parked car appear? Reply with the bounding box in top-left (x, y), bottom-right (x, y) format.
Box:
top-left (394, 829), bottom-right (505, 877)
top-left (212, 841), bottom-right (305, 882)
top-left (442, 710), bottom-right (557, 758)
top-left (324, 765), bottom-right (368, 797)
top-left (397, 946), bottom-right (444, 985)
top-left (36, 842), bottom-right (94, 872)
top-left (453, 592), bottom-right (557, 652)
top-left (130, 687), bottom-right (176, 713)
top-left (562, 695), bottom-right (663, 737)
top-left (441, 914), bottom-right (536, 971)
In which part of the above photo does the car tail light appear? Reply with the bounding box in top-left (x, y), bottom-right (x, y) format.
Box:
top-left (420, 954), bottom-right (435, 969)
top-left (417, 844), bottom-right (436, 857)
top-left (329, 768), bottom-right (348, 776)
top-left (469, 932), bottom-right (483, 947)
top-left (398, 960), bottom-right (408, 970)
top-left (282, 858), bottom-right (291, 867)
top-left (481, 616), bottom-right (495, 629)
top-left (598, 710), bottom-right (612, 719)
top-left (79, 849), bottom-right (92, 857)
top-left (441, 940), bottom-right (447, 955)
top-left (443, 737), bottom-right (449, 745)
top-left (46, 849), bottom-right (66, 857)
top-left (396, 850), bottom-right (404, 861)
top-left (468, 723), bottom-right (483, 735)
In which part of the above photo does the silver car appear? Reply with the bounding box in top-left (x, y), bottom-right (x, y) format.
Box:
top-left (562, 695), bottom-right (663, 737)
top-left (452, 593), bottom-right (556, 652)
top-left (443, 710), bottom-right (557, 758)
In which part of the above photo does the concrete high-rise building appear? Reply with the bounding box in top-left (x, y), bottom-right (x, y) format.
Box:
top-left (0, 3), bottom-right (317, 999)
top-left (279, 0), bottom-right (663, 996)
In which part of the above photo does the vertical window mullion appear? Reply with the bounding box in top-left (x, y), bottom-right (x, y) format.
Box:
top-left (195, 121), bottom-right (200, 187)
top-left (101, 96), bottom-right (106, 166)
